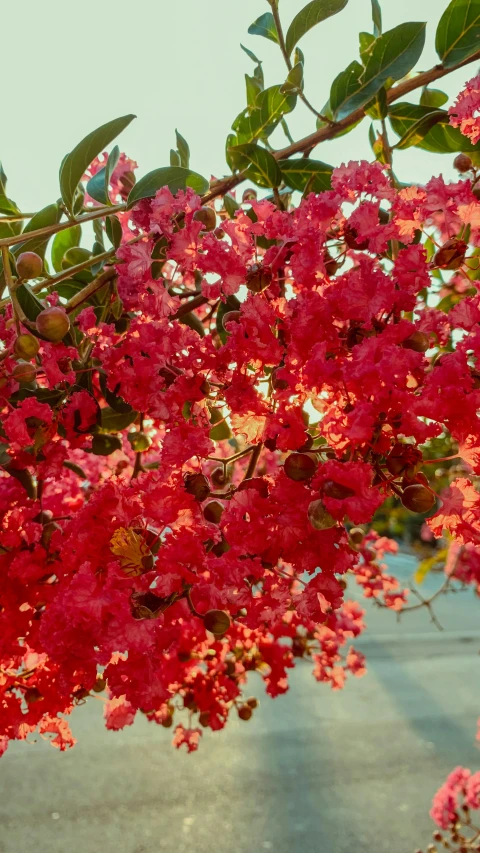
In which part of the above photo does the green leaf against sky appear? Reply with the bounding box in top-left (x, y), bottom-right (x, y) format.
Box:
top-left (232, 85), bottom-right (297, 144)
top-left (51, 226), bottom-right (81, 272)
top-left (248, 12), bottom-right (278, 43)
top-left (60, 115), bottom-right (135, 214)
top-left (86, 146), bottom-right (120, 207)
top-left (278, 158), bottom-right (333, 192)
top-left (228, 143), bottom-right (282, 188)
top-left (126, 166), bottom-right (209, 208)
top-left (435, 0), bottom-right (480, 67)
top-left (393, 110), bottom-right (446, 150)
top-left (389, 101), bottom-right (480, 152)
top-left (330, 22), bottom-right (426, 119)
top-left (284, 0), bottom-right (349, 57)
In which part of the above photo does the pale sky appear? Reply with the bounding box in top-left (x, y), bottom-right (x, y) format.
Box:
top-left (2, 0), bottom-right (477, 212)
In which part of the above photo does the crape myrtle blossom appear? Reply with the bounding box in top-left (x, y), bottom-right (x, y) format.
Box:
top-left (2, 149), bottom-right (480, 763)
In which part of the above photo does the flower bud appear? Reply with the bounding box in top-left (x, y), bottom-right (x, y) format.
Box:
top-left (16, 251), bottom-right (43, 280)
top-left (434, 238), bottom-right (467, 270)
top-left (24, 687), bottom-right (43, 704)
top-left (236, 477), bottom-right (269, 498)
top-left (271, 367), bottom-right (289, 391)
top-left (401, 484), bottom-right (436, 513)
top-left (246, 697), bottom-right (258, 709)
top-left (92, 677), bottom-right (106, 693)
top-left (203, 500), bottom-right (224, 524)
top-left (203, 609), bottom-right (231, 636)
top-left (402, 331), bottom-right (429, 353)
top-left (222, 310), bottom-right (241, 331)
top-left (127, 431), bottom-right (152, 452)
top-left (343, 223), bottom-right (369, 251)
top-left (308, 499), bottom-right (336, 530)
top-left (184, 472), bottom-right (210, 501)
top-left (36, 306), bottom-right (70, 342)
top-left (238, 704), bottom-right (253, 721)
top-left (199, 711), bottom-right (210, 728)
top-left (246, 264), bottom-right (272, 293)
top-left (284, 452), bottom-right (316, 482)
top-left (349, 527), bottom-right (364, 545)
top-left (322, 480), bottom-right (356, 500)
top-left (193, 206), bottom-right (217, 231)
top-left (14, 333), bottom-right (40, 360)
top-left (453, 153), bottom-right (472, 173)
top-left (12, 360), bottom-right (36, 385)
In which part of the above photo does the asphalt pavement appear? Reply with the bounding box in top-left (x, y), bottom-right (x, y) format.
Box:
top-left (1, 554), bottom-right (479, 853)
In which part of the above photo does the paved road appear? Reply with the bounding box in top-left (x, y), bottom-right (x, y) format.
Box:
top-left (1, 555), bottom-right (480, 853)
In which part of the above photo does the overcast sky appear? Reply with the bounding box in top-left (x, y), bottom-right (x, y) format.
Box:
top-left (2, 0), bottom-right (476, 212)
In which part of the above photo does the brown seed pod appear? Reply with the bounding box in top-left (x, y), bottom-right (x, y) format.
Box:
top-left (401, 484), bottom-right (436, 513)
top-left (246, 264), bottom-right (272, 293)
top-left (271, 367), bottom-right (289, 391)
top-left (14, 333), bottom-right (40, 360)
top-left (402, 331), bottom-right (430, 353)
top-left (343, 223), bottom-right (369, 251)
top-left (454, 153), bottom-right (473, 173)
top-left (203, 500), bottom-right (224, 524)
top-left (36, 306), bottom-right (70, 342)
top-left (307, 499), bottom-right (336, 530)
top-left (16, 251), bottom-right (43, 280)
top-left (184, 472), bottom-right (210, 501)
top-left (24, 687), bottom-right (43, 704)
top-left (246, 697), bottom-right (258, 709)
top-left (211, 466), bottom-right (230, 487)
top-left (222, 310), bottom-right (242, 331)
top-left (322, 480), bottom-right (356, 500)
top-left (349, 527), bottom-right (365, 545)
top-left (236, 477), bottom-right (269, 498)
top-left (92, 677), bottom-right (106, 693)
top-left (434, 238), bottom-right (467, 270)
top-left (203, 609), bottom-right (231, 636)
top-left (238, 704), bottom-right (253, 721)
top-left (12, 361), bottom-right (36, 385)
top-left (284, 452), bottom-right (317, 482)
top-left (193, 206), bottom-right (217, 231)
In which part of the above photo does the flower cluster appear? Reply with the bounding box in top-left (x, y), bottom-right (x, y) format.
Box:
top-left (2, 138), bottom-right (480, 760)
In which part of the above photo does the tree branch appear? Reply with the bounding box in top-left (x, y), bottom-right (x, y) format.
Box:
top-left (203, 49), bottom-right (480, 202)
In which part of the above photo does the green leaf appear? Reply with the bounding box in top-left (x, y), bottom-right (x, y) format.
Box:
top-left (61, 247), bottom-right (92, 270)
top-left (223, 194), bottom-right (240, 218)
top-left (175, 130), bottom-right (190, 168)
top-left (365, 86), bottom-right (388, 119)
top-left (228, 143), bottom-right (282, 188)
top-left (285, 0), bottom-right (349, 57)
top-left (14, 204), bottom-right (61, 259)
top-left (105, 214), bottom-right (122, 249)
top-left (371, 0), bottom-right (382, 36)
top-left (389, 102), bottom-right (480, 152)
top-left (126, 166), bottom-right (209, 209)
top-left (278, 158), bottom-right (333, 192)
top-left (91, 433), bottom-right (123, 456)
top-left (420, 87), bottom-right (449, 108)
top-left (393, 109), bottom-right (446, 149)
top-left (170, 149), bottom-right (181, 167)
top-left (435, 0), bottom-right (480, 67)
top-left (99, 407), bottom-right (138, 432)
top-left (179, 311), bottom-right (205, 337)
top-left (232, 85), bottom-right (297, 144)
top-left (15, 282), bottom-right (46, 322)
top-left (51, 225), bottom-right (81, 272)
top-left (330, 22), bottom-right (426, 120)
top-left (359, 31), bottom-right (376, 62)
top-left (209, 406), bottom-right (232, 441)
top-left (281, 62), bottom-right (304, 94)
top-left (246, 73), bottom-right (263, 108)
top-left (248, 12), bottom-right (278, 43)
top-left (59, 115), bottom-right (135, 214)
top-left (86, 145), bottom-right (120, 207)
top-left (240, 43), bottom-right (262, 63)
